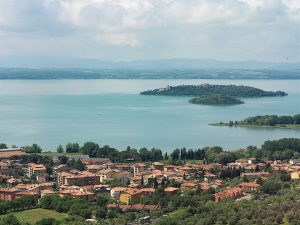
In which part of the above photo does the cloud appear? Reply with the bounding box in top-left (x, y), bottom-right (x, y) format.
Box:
top-left (0, 0), bottom-right (299, 62)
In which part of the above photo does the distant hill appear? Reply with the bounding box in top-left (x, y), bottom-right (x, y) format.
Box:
top-left (0, 57), bottom-right (299, 79)
top-left (0, 56), bottom-right (299, 70)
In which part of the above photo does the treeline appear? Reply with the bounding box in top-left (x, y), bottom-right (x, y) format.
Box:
top-left (169, 138), bottom-right (300, 164)
top-left (0, 196), bottom-right (37, 215)
top-left (236, 114), bottom-right (300, 126)
top-left (169, 146), bottom-right (237, 165)
top-left (140, 84), bottom-right (287, 97)
top-left (5, 138), bottom-right (300, 164)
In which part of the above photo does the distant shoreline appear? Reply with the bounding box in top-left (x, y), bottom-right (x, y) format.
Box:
top-left (209, 123), bottom-right (300, 130)
top-left (0, 68), bottom-right (299, 80)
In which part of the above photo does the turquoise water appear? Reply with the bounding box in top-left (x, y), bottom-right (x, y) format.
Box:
top-left (0, 79), bottom-right (299, 152)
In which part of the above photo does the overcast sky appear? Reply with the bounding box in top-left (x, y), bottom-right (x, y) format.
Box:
top-left (0, 0), bottom-right (299, 63)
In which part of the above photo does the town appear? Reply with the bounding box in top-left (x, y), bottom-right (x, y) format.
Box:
top-left (0, 138), bottom-right (300, 225)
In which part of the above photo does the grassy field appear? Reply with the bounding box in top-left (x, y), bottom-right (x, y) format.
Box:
top-left (1, 208), bottom-right (68, 224)
top-left (209, 123), bottom-right (300, 130)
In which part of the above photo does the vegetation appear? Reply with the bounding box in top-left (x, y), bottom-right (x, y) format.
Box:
top-left (0, 208), bottom-right (68, 225)
top-left (140, 84), bottom-right (287, 97)
top-left (23, 144), bottom-right (43, 153)
top-left (189, 94), bottom-right (244, 105)
top-left (3, 138), bottom-right (300, 224)
top-left (212, 114), bottom-right (300, 129)
top-left (0, 196), bottom-right (37, 215)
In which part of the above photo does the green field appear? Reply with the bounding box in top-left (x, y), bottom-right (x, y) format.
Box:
top-left (1, 208), bottom-right (68, 224)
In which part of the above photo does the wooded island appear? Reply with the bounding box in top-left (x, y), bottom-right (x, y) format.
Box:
top-left (141, 84), bottom-right (287, 106)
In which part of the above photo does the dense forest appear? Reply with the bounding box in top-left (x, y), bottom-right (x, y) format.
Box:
top-left (189, 94), bottom-right (244, 105)
top-left (140, 84), bottom-right (287, 97)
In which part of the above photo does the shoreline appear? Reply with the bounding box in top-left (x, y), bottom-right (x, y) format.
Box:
top-left (209, 123), bottom-right (300, 130)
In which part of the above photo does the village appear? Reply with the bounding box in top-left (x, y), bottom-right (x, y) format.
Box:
top-left (1, 144), bottom-right (300, 224)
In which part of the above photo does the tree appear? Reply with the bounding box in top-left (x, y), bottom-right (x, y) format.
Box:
top-left (35, 218), bottom-right (58, 225)
top-left (0, 215), bottom-right (21, 225)
top-left (58, 156), bottom-right (68, 164)
top-left (73, 160), bottom-right (85, 171)
top-left (96, 194), bottom-right (110, 207)
top-left (66, 143), bottom-right (80, 153)
top-left (164, 152), bottom-right (169, 161)
top-left (171, 149), bottom-right (180, 161)
top-left (95, 206), bottom-right (106, 219)
top-left (81, 142), bottom-right (99, 157)
top-left (0, 143), bottom-right (7, 149)
top-left (57, 145), bottom-right (64, 153)
top-left (261, 181), bottom-right (281, 195)
top-left (23, 144), bottom-right (42, 153)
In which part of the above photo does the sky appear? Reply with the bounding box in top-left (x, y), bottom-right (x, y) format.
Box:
top-left (0, 0), bottom-right (299, 63)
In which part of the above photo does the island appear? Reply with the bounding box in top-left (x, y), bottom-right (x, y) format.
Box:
top-left (140, 84), bottom-right (287, 97)
top-left (140, 84), bottom-right (287, 106)
top-left (210, 114), bottom-right (300, 129)
top-left (189, 94), bottom-right (244, 105)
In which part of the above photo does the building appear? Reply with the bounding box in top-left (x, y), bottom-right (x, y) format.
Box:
top-left (0, 188), bottom-right (18, 201)
top-left (214, 187), bottom-right (243, 202)
top-left (152, 162), bottom-right (165, 171)
top-left (111, 187), bottom-right (126, 200)
top-left (119, 189), bottom-right (142, 204)
top-left (164, 187), bottom-right (178, 195)
top-left (57, 171), bottom-right (100, 186)
top-left (27, 164), bottom-right (48, 182)
top-left (59, 189), bottom-right (95, 202)
top-left (181, 182), bottom-right (197, 191)
top-left (291, 171), bottom-right (300, 180)
top-left (239, 182), bottom-right (260, 192)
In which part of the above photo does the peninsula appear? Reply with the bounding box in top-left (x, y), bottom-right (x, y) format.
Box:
top-left (210, 114), bottom-right (300, 129)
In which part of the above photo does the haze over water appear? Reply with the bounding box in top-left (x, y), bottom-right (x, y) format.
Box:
top-left (0, 79), bottom-right (299, 152)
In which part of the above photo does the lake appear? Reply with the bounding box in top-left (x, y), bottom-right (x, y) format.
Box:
top-left (0, 79), bottom-right (299, 152)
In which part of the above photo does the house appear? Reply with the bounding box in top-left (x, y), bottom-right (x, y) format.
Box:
top-left (15, 191), bottom-right (39, 202)
top-left (57, 171), bottom-right (100, 186)
top-left (239, 182), bottom-right (260, 192)
top-left (111, 187), bottom-right (126, 200)
top-left (130, 176), bottom-right (143, 185)
top-left (86, 164), bottom-right (105, 173)
top-left (0, 188), bottom-right (18, 201)
top-left (214, 187), bottom-right (243, 202)
top-left (41, 189), bottom-right (56, 197)
top-left (133, 163), bottom-right (147, 174)
top-left (98, 169), bottom-right (114, 182)
top-left (164, 187), bottom-right (178, 195)
top-left (181, 182), bottom-right (197, 191)
top-left (115, 164), bottom-right (132, 173)
top-left (27, 164), bottom-right (47, 179)
top-left (247, 157), bottom-right (257, 164)
top-left (164, 165), bottom-right (176, 172)
top-left (59, 188), bottom-right (95, 202)
top-left (289, 159), bottom-right (300, 165)
top-left (291, 171), bottom-right (300, 180)
top-left (152, 162), bottom-right (165, 171)
top-left (119, 189), bottom-right (142, 204)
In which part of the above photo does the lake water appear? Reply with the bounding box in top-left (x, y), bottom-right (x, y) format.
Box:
top-left (0, 79), bottom-right (299, 152)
